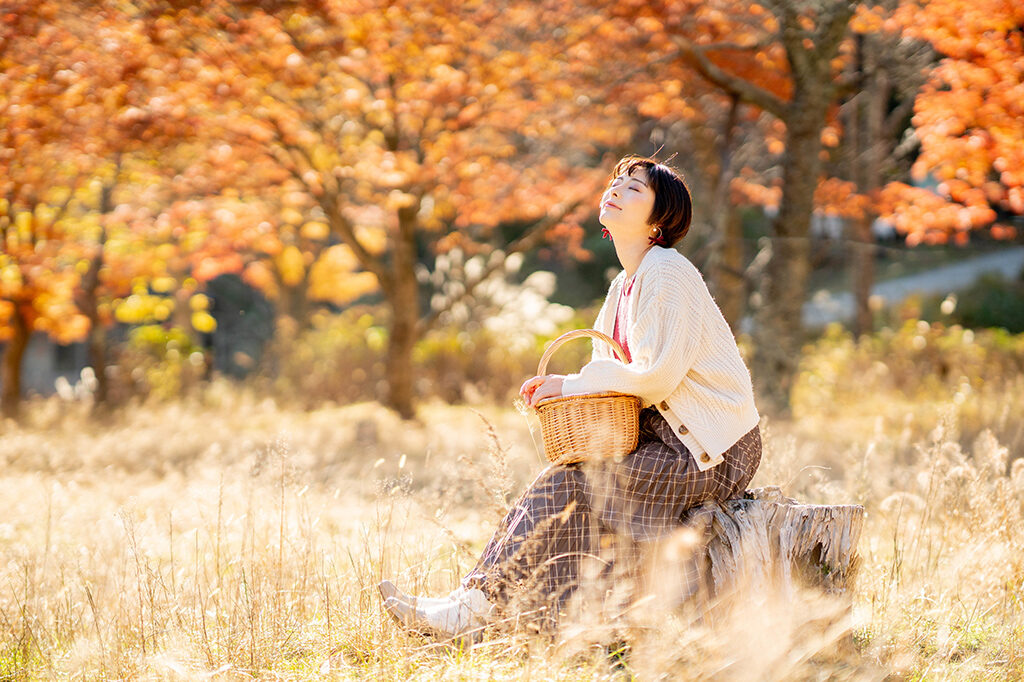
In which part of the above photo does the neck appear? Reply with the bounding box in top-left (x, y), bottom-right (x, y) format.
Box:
top-left (616, 241), bottom-right (654, 278)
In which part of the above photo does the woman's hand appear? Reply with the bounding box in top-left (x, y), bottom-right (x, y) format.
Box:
top-left (519, 374), bottom-right (565, 407)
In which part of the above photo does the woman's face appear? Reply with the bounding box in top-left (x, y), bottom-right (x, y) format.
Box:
top-left (599, 168), bottom-right (655, 237)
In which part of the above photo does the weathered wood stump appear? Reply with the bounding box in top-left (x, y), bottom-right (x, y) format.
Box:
top-left (662, 486), bottom-right (865, 604)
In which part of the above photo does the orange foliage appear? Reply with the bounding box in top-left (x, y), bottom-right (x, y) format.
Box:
top-left (2, 0), bottom-right (225, 359)
top-left (0, 1), bottom-right (108, 345)
top-left (896, 0), bottom-right (1024, 229)
top-left (731, 174), bottom-right (782, 210)
top-left (814, 178), bottom-right (870, 220)
top-left (616, 0), bottom-right (1020, 250)
top-left (161, 0), bottom-right (618, 287)
top-left (878, 182), bottom-right (997, 245)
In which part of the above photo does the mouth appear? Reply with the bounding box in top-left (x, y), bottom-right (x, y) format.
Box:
top-left (603, 201), bottom-right (621, 210)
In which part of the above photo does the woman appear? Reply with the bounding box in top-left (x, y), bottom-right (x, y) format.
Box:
top-left (379, 155), bottom-right (761, 641)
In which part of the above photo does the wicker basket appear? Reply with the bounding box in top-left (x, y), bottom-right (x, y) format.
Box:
top-left (533, 329), bottom-right (641, 465)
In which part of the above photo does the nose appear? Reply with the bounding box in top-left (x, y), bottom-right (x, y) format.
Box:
top-left (609, 187), bottom-right (620, 199)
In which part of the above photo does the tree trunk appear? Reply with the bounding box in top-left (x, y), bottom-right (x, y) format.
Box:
top-left (318, 179), bottom-right (422, 419)
top-left (1, 305), bottom-right (30, 419)
top-left (282, 278), bottom-right (311, 331)
top-left (77, 278), bottom-right (107, 406)
top-left (78, 228), bottom-right (109, 409)
top-left (717, 208), bottom-right (746, 331)
top-left (78, 172), bottom-right (118, 409)
top-left (87, 316), bottom-right (108, 407)
top-left (851, 214), bottom-right (876, 336)
top-left (383, 202), bottom-right (422, 419)
top-left (708, 95), bottom-right (746, 331)
top-left (171, 287), bottom-right (198, 344)
top-left (752, 105), bottom-right (826, 415)
top-left (646, 487), bottom-right (864, 608)
top-left (851, 36), bottom-right (886, 338)
top-left (385, 292), bottom-right (417, 419)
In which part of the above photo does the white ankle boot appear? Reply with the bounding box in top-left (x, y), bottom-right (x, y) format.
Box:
top-left (382, 587), bottom-right (494, 640)
top-left (377, 580), bottom-right (469, 610)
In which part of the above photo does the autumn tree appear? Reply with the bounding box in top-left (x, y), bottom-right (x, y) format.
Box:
top-left (65, 1), bottom-right (378, 404)
top-left (67, 5), bottom-right (208, 407)
top-left (808, 0), bottom-right (1023, 335)
top-left (568, 0), bottom-right (1017, 408)
top-left (141, 0), bottom-right (630, 418)
top-left (22, 2), bottom-right (227, 409)
top-left (679, 1), bottom-right (865, 414)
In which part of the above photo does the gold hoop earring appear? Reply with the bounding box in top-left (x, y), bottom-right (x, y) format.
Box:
top-left (648, 226), bottom-right (665, 247)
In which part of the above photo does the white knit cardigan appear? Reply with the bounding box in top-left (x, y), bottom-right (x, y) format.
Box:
top-left (561, 246), bottom-right (760, 471)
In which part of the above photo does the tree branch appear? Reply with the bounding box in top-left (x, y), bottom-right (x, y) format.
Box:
top-left (701, 39), bottom-right (776, 53)
top-left (266, 114), bottom-right (319, 176)
top-left (834, 68), bottom-right (864, 98)
top-left (673, 37), bottom-right (787, 118)
top-left (317, 192), bottom-right (391, 291)
top-left (884, 96), bottom-right (916, 140)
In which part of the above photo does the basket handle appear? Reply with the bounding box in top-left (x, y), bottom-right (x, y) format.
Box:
top-left (536, 329), bottom-right (627, 376)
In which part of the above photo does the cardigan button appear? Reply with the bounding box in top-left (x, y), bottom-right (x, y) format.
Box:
top-left (699, 452), bottom-right (711, 463)
top-left (659, 401), bottom-right (669, 410)
top-left (678, 424), bottom-right (689, 435)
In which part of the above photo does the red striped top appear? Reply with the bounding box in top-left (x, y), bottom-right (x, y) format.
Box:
top-left (611, 275), bottom-right (635, 363)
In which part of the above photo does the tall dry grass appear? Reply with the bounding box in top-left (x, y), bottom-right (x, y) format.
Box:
top-left (1, 349), bottom-right (1023, 679)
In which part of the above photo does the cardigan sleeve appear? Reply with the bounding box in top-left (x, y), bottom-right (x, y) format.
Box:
top-left (561, 261), bottom-right (705, 403)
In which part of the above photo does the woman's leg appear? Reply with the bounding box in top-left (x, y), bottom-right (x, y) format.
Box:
top-left (461, 465), bottom-right (596, 621)
top-left (582, 411), bottom-right (756, 541)
top-left (719, 424), bottom-right (762, 499)
top-left (589, 411), bottom-right (762, 534)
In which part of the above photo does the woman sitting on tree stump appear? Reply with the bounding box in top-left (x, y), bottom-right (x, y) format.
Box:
top-left (379, 155), bottom-right (762, 640)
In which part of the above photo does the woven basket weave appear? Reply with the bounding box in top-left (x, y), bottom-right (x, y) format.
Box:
top-left (533, 329), bottom-right (641, 465)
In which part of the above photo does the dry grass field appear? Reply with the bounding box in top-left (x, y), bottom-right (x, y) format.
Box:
top-left (1, 361), bottom-right (1023, 679)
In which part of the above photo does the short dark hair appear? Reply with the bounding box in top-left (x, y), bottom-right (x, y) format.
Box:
top-left (609, 155), bottom-right (693, 246)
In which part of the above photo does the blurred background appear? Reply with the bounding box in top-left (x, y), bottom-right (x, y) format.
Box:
top-left (1, 0), bottom-right (1022, 421)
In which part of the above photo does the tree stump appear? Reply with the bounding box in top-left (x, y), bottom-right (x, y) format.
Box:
top-left (668, 486), bottom-right (865, 603)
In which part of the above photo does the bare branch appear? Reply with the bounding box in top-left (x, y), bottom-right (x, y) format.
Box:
top-left (258, 116), bottom-right (310, 178)
top-left (701, 39), bottom-right (776, 53)
top-left (884, 97), bottom-right (916, 139)
top-left (834, 67), bottom-right (863, 98)
top-left (673, 37), bottom-right (787, 118)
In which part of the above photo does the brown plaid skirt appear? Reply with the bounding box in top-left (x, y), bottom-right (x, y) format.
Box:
top-left (461, 406), bottom-right (761, 622)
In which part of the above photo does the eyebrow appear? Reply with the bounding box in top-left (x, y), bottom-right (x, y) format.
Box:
top-left (615, 175), bottom-right (648, 187)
